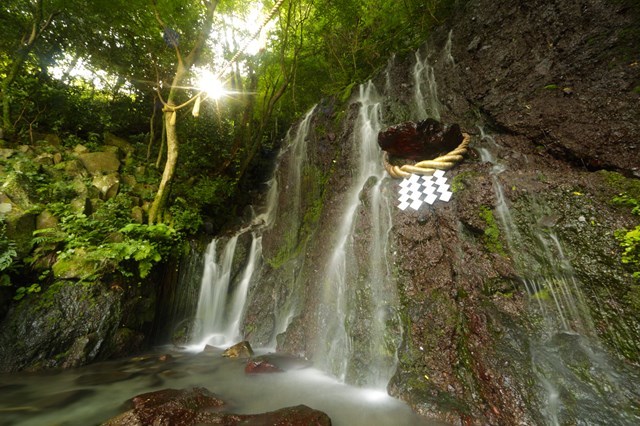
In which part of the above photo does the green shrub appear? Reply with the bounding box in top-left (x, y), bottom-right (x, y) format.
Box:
top-left (0, 221), bottom-right (17, 286)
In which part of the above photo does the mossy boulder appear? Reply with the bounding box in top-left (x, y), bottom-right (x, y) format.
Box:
top-left (3, 207), bottom-right (36, 258)
top-left (104, 132), bottom-right (135, 158)
top-left (52, 249), bottom-right (102, 280)
top-left (0, 281), bottom-right (123, 372)
top-left (77, 151), bottom-right (120, 176)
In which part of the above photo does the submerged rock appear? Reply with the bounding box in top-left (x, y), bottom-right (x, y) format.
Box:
top-left (378, 119), bottom-right (463, 160)
top-left (222, 341), bottom-right (254, 358)
top-left (245, 358), bottom-right (283, 374)
top-left (102, 387), bottom-right (332, 426)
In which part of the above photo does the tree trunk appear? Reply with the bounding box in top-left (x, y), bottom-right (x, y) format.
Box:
top-left (147, 0), bottom-right (220, 224)
top-left (1, 1), bottom-right (55, 137)
top-left (148, 109), bottom-right (178, 224)
top-left (1, 55), bottom-right (26, 136)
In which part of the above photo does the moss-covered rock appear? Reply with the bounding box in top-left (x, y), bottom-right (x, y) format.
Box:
top-left (77, 151), bottom-right (120, 176)
top-left (0, 281), bottom-right (122, 372)
top-left (52, 249), bottom-right (101, 280)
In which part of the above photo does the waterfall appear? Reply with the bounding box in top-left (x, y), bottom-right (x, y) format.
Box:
top-left (413, 50), bottom-right (440, 120)
top-left (190, 107), bottom-right (316, 350)
top-left (476, 130), bottom-right (640, 425)
top-left (314, 81), bottom-right (397, 388)
top-left (443, 30), bottom-right (455, 65)
top-left (190, 233), bottom-right (262, 349)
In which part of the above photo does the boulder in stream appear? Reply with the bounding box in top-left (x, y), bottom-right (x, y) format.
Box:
top-left (222, 340), bottom-right (254, 358)
top-left (245, 358), bottom-right (283, 374)
top-left (102, 386), bottom-right (332, 426)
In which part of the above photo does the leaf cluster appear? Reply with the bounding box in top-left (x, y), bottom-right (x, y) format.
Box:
top-left (0, 221), bottom-right (18, 287)
top-left (33, 201), bottom-right (181, 281)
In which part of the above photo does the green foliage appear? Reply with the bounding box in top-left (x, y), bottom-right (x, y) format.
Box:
top-left (616, 226), bottom-right (640, 279)
top-left (13, 283), bottom-right (41, 301)
top-left (169, 198), bottom-right (203, 235)
top-left (31, 195), bottom-right (180, 280)
top-left (602, 171), bottom-right (640, 278)
top-left (612, 194), bottom-right (640, 216)
top-left (0, 220), bottom-right (18, 286)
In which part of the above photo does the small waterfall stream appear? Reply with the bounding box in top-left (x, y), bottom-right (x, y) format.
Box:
top-left (477, 131), bottom-right (640, 425)
top-left (314, 82), bottom-right (396, 388)
top-left (191, 234), bottom-right (262, 348)
top-left (413, 49), bottom-right (441, 121)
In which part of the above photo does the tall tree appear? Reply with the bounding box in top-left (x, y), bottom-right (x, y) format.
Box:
top-left (147, 0), bottom-right (220, 224)
top-left (0, 0), bottom-right (58, 137)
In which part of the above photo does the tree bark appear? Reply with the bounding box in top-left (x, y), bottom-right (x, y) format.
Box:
top-left (1, 0), bottom-right (55, 137)
top-left (148, 0), bottom-right (219, 223)
top-left (148, 108), bottom-right (178, 224)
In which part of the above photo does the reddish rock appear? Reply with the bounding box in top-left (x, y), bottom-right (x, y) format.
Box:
top-left (245, 359), bottom-right (284, 374)
top-left (102, 387), bottom-right (331, 426)
top-left (130, 386), bottom-right (225, 410)
top-left (243, 404), bottom-right (332, 425)
top-left (378, 119), bottom-right (463, 160)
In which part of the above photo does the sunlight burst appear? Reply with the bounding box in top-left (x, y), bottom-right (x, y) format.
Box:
top-left (197, 70), bottom-right (226, 100)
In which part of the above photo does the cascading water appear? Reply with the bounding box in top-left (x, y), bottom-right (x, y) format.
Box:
top-left (190, 107), bottom-right (316, 350)
top-left (413, 50), bottom-right (440, 121)
top-left (191, 234), bottom-right (262, 348)
top-left (266, 107), bottom-right (317, 347)
top-left (476, 130), bottom-right (640, 425)
top-left (314, 81), bottom-right (397, 388)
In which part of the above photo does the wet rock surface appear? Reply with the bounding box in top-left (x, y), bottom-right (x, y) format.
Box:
top-left (245, 0), bottom-right (640, 424)
top-left (103, 386), bottom-right (331, 426)
top-left (222, 340), bottom-right (254, 358)
top-left (378, 119), bottom-right (464, 160)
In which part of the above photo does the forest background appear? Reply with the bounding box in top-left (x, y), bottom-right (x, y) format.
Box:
top-left (0, 0), bottom-right (457, 301)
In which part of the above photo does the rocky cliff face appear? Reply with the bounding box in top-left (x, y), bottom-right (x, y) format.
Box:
top-left (245, 0), bottom-right (640, 424)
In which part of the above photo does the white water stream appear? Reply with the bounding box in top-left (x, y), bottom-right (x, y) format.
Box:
top-left (314, 81), bottom-right (396, 388)
top-left (476, 130), bottom-right (640, 425)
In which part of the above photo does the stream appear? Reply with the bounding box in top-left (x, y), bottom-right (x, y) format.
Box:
top-left (0, 347), bottom-right (436, 426)
top-left (1, 29), bottom-right (639, 426)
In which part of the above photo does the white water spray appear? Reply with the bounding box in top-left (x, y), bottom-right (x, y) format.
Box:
top-left (413, 50), bottom-right (441, 120)
top-left (314, 81), bottom-right (396, 388)
top-left (190, 106), bottom-right (318, 350)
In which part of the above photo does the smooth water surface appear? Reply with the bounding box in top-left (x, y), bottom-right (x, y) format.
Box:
top-left (0, 347), bottom-right (437, 426)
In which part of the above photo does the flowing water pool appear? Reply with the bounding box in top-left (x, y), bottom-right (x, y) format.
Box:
top-left (0, 347), bottom-right (438, 426)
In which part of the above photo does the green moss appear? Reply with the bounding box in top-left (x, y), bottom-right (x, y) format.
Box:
top-left (451, 171), bottom-right (478, 193)
top-left (633, 86), bottom-right (640, 94)
top-left (532, 287), bottom-right (551, 301)
top-left (482, 277), bottom-right (516, 297)
top-left (600, 171), bottom-right (640, 278)
top-left (52, 249), bottom-right (101, 280)
top-left (479, 205), bottom-right (507, 256)
top-left (599, 170), bottom-right (640, 199)
top-left (627, 284), bottom-right (640, 311)
top-left (31, 280), bottom-right (67, 313)
top-left (267, 164), bottom-right (329, 269)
